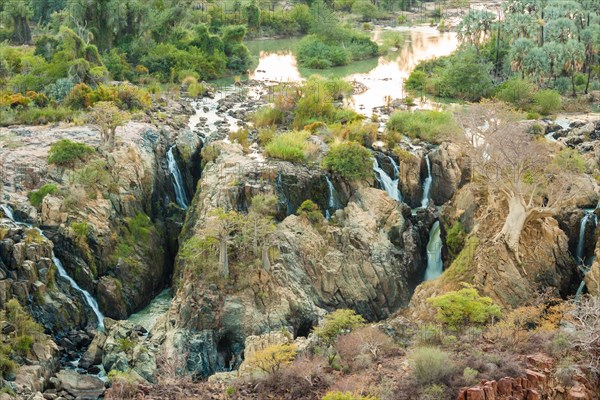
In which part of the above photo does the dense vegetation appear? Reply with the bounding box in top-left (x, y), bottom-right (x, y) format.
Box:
top-left (407, 0), bottom-right (600, 104)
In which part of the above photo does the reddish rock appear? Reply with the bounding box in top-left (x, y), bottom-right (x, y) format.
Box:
top-left (526, 353), bottom-right (554, 370)
top-left (466, 388), bottom-right (485, 400)
top-left (526, 389), bottom-right (541, 400)
top-left (567, 385), bottom-right (591, 400)
top-left (525, 369), bottom-right (547, 387)
top-left (497, 378), bottom-right (513, 395)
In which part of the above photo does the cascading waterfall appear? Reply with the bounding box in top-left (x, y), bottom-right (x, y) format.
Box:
top-left (0, 204), bottom-right (105, 330)
top-left (325, 176), bottom-right (341, 219)
top-left (373, 158), bottom-right (402, 202)
top-left (167, 146), bottom-right (189, 210)
top-left (421, 154), bottom-right (432, 208)
top-left (575, 209), bottom-right (598, 299)
top-left (424, 220), bottom-right (443, 280)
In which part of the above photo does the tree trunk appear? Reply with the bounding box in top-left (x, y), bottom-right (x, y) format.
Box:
top-left (220, 239), bottom-right (229, 278)
top-left (571, 72), bottom-right (577, 97)
top-left (12, 16), bottom-right (32, 44)
top-left (497, 195), bottom-right (528, 261)
top-left (108, 128), bottom-right (116, 152)
top-left (584, 57), bottom-right (592, 94)
top-left (262, 246), bottom-right (271, 271)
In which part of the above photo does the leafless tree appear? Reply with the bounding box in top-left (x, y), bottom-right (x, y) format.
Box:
top-left (571, 295), bottom-right (600, 375)
top-left (455, 103), bottom-right (580, 262)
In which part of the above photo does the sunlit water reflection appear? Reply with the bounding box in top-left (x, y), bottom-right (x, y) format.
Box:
top-left (245, 26), bottom-right (458, 115)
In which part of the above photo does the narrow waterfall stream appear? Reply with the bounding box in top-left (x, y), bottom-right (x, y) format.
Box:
top-left (1, 204), bottom-right (105, 330)
top-left (167, 146), bottom-right (189, 210)
top-left (373, 158), bottom-right (402, 202)
top-left (424, 221), bottom-right (443, 281)
top-left (575, 209), bottom-right (598, 299)
top-left (421, 154), bottom-right (432, 208)
top-left (325, 176), bottom-right (341, 219)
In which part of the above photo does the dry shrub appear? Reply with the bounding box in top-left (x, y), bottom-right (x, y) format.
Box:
top-left (285, 355), bottom-right (330, 387)
top-left (335, 326), bottom-right (397, 371)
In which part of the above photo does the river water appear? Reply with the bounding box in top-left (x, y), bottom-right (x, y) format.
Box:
top-left (244, 26), bottom-right (458, 115)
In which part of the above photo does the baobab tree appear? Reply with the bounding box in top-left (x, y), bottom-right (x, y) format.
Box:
top-left (204, 208), bottom-right (241, 278)
top-left (456, 104), bottom-right (580, 262)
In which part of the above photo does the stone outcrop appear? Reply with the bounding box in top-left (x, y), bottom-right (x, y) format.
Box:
top-left (429, 142), bottom-right (470, 206)
top-left (55, 370), bottom-right (105, 400)
top-left (0, 221), bottom-right (90, 331)
top-left (165, 143), bottom-right (434, 378)
top-left (457, 354), bottom-right (595, 400)
top-left (0, 120), bottom-right (203, 322)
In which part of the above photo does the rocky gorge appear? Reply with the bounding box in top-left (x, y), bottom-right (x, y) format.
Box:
top-left (1, 79), bottom-right (600, 399)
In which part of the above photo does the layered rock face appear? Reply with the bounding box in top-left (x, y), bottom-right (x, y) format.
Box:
top-left (0, 121), bottom-right (202, 322)
top-left (164, 143), bottom-right (433, 378)
top-left (0, 221), bottom-right (90, 331)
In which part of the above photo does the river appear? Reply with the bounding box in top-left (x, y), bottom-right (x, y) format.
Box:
top-left (243, 26), bottom-right (458, 115)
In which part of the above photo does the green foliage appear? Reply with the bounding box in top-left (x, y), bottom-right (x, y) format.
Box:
top-left (201, 144), bottom-right (220, 167)
top-left (117, 338), bottom-right (135, 353)
top-left (386, 110), bottom-right (456, 143)
top-left (495, 78), bottom-right (535, 109)
top-left (322, 392), bottom-right (378, 400)
top-left (322, 141), bottom-right (373, 180)
top-left (314, 309), bottom-right (366, 344)
top-left (297, 200), bottom-right (323, 224)
top-left (245, 343), bottom-right (297, 374)
top-left (445, 221), bottom-right (466, 258)
top-left (533, 90), bottom-right (562, 115)
top-left (48, 139), bottom-right (94, 167)
top-left (554, 148), bottom-right (586, 173)
top-left (409, 347), bottom-right (455, 385)
top-left (28, 183), bottom-right (59, 207)
top-left (253, 106), bottom-right (285, 128)
top-left (265, 131), bottom-right (311, 163)
top-left (427, 283), bottom-right (501, 330)
top-left (14, 335), bottom-right (33, 356)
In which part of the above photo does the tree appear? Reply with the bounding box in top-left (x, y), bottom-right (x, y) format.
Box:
top-left (509, 38), bottom-right (535, 78)
top-left (427, 283), bottom-right (501, 330)
top-left (87, 101), bottom-right (130, 151)
top-left (562, 39), bottom-right (586, 96)
top-left (543, 41), bottom-right (564, 82)
top-left (457, 10), bottom-right (495, 51)
top-left (456, 104), bottom-right (580, 261)
top-left (314, 309), bottom-right (366, 345)
top-left (245, 343), bottom-right (297, 374)
top-left (203, 208), bottom-right (241, 278)
top-left (244, 194), bottom-right (277, 271)
top-left (0, 0), bottom-right (33, 44)
top-left (523, 46), bottom-right (549, 83)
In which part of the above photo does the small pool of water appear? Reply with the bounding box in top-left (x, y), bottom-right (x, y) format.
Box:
top-left (128, 288), bottom-right (173, 331)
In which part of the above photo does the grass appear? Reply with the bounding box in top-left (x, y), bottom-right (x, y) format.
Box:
top-left (253, 106), bottom-right (285, 128)
top-left (0, 107), bottom-right (80, 127)
top-left (265, 131), bottom-right (311, 163)
top-left (386, 110), bottom-right (457, 143)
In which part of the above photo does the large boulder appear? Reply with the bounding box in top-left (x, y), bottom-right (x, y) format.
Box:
top-left (429, 142), bottom-right (470, 206)
top-left (56, 370), bottom-right (105, 400)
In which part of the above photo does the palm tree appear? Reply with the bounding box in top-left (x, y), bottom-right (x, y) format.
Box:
top-left (563, 39), bottom-right (586, 96)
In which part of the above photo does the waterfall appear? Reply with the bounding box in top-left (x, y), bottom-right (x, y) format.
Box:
top-left (166, 146), bottom-right (189, 210)
top-left (421, 154), bottom-right (432, 208)
top-left (0, 205), bottom-right (104, 330)
top-left (576, 210), bottom-right (597, 265)
top-left (424, 221), bottom-right (443, 280)
top-left (574, 209), bottom-right (598, 300)
top-left (373, 158), bottom-right (402, 202)
top-left (325, 176), bottom-right (341, 219)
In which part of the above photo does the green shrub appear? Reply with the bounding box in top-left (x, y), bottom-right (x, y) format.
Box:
top-left (201, 144), bottom-right (220, 167)
top-left (265, 131), bottom-right (310, 163)
top-left (253, 106), bottom-right (285, 127)
top-left (229, 129), bottom-right (249, 151)
top-left (314, 309), bottom-right (365, 344)
top-left (258, 128), bottom-right (276, 145)
top-left (117, 338), bottom-right (135, 353)
top-left (15, 335), bottom-right (33, 356)
top-left (297, 200), bottom-right (323, 224)
top-left (533, 90), bottom-right (561, 115)
top-left (0, 348), bottom-right (16, 380)
top-left (64, 83), bottom-right (93, 109)
top-left (427, 283), bottom-right (501, 330)
top-left (48, 139), bottom-right (95, 167)
top-left (495, 78), bottom-right (535, 109)
top-left (419, 384), bottom-right (447, 400)
top-left (410, 346), bottom-right (455, 385)
top-left (28, 184), bottom-right (59, 207)
top-left (322, 141), bottom-right (373, 180)
top-left (445, 221), bottom-right (466, 258)
top-left (386, 110), bottom-right (457, 143)
top-left (554, 148), bottom-right (586, 173)
top-left (406, 70), bottom-right (427, 92)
